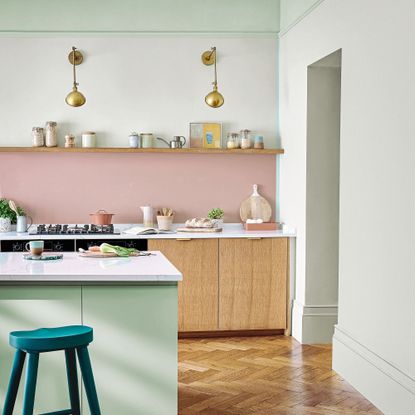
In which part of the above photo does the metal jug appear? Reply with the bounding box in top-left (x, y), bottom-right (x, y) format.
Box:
top-left (157, 136), bottom-right (187, 149)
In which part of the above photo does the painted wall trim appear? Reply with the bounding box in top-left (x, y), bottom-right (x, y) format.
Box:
top-left (279, 0), bottom-right (326, 37)
top-left (0, 31), bottom-right (279, 38)
top-left (292, 300), bottom-right (338, 344)
top-left (334, 326), bottom-right (415, 394)
top-left (333, 326), bottom-right (415, 413)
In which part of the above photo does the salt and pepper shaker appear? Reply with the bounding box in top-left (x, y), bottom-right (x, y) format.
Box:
top-left (65, 134), bottom-right (76, 148)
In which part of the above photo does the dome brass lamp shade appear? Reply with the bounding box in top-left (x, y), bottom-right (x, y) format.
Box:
top-left (205, 84), bottom-right (224, 108)
top-left (202, 47), bottom-right (224, 108)
top-left (66, 47), bottom-right (86, 107)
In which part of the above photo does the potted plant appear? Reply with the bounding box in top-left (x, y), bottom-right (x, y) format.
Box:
top-left (0, 199), bottom-right (24, 233)
top-left (207, 208), bottom-right (224, 228)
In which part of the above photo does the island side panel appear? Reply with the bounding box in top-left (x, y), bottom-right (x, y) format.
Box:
top-left (82, 284), bottom-right (178, 415)
top-left (0, 286), bottom-right (82, 413)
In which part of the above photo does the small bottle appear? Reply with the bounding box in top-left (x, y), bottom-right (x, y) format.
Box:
top-left (254, 135), bottom-right (264, 149)
top-left (45, 121), bottom-right (58, 147)
top-left (32, 127), bottom-right (44, 147)
top-left (240, 129), bottom-right (251, 149)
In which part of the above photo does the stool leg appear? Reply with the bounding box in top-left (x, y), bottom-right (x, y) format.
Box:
top-left (22, 352), bottom-right (39, 415)
top-left (2, 349), bottom-right (26, 415)
top-left (65, 349), bottom-right (81, 415)
top-left (76, 347), bottom-right (101, 415)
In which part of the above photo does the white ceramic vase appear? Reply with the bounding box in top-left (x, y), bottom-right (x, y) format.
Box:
top-left (0, 217), bottom-right (12, 233)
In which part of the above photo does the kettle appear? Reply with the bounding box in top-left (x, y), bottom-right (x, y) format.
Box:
top-left (157, 136), bottom-right (187, 149)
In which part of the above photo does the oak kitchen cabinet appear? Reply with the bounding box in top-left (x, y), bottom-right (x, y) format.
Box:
top-left (149, 237), bottom-right (289, 333)
top-left (148, 238), bottom-right (219, 332)
top-left (219, 238), bottom-right (288, 330)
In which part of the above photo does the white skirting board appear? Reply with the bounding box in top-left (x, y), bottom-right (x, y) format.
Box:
top-left (292, 300), bottom-right (338, 344)
top-left (333, 326), bottom-right (415, 415)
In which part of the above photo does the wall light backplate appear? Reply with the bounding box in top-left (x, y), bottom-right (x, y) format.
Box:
top-left (68, 50), bottom-right (84, 65)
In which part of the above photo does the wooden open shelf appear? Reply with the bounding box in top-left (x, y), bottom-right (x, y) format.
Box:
top-left (0, 147), bottom-right (284, 155)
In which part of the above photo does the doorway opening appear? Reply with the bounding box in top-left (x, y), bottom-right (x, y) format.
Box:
top-left (304, 49), bottom-right (342, 343)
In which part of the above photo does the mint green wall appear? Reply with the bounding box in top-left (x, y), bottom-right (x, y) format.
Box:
top-left (280, 0), bottom-right (322, 32)
top-left (0, 0), bottom-right (280, 33)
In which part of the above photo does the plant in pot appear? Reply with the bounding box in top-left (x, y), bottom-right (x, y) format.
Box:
top-left (207, 208), bottom-right (224, 228)
top-left (0, 199), bottom-right (25, 233)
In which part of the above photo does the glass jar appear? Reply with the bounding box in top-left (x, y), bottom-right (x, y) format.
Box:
top-left (240, 129), bottom-right (251, 149)
top-left (32, 127), bottom-right (44, 147)
top-left (45, 121), bottom-right (58, 147)
top-left (226, 132), bottom-right (239, 149)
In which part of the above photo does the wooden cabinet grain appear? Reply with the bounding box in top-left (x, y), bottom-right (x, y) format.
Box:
top-left (218, 238), bottom-right (288, 330)
top-left (148, 238), bottom-right (219, 331)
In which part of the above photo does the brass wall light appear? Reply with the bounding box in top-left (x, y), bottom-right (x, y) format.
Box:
top-left (65, 46), bottom-right (86, 107)
top-left (201, 46), bottom-right (224, 108)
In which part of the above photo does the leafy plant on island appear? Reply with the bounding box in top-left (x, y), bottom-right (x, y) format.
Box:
top-left (0, 199), bottom-right (25, 223)
top-left (207, 208), bottom-right (224, 220)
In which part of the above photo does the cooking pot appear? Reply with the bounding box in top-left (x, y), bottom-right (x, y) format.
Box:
top-left (89, 210), bottom-right (114, 225)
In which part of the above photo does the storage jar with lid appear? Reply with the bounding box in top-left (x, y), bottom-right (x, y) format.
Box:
top-left (45, 121), bottom-right (58, 147)
top-left (240, 129), bottom-right (252, 149)
top-left (226, 132), bottom-right (239, 149)
top-left (254, 135), bottom-right (264, 149)
top-left (82, 131), bottom-right (96, 148)
top-left (32, 127), bottom-right (44, 147)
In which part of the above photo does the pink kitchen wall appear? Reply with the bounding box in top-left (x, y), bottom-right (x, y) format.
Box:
top-left (0, 153), bottom-right (276, 224)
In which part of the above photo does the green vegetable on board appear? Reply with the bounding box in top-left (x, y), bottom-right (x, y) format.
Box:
top-left (100, 243), bottom-right (138, 257)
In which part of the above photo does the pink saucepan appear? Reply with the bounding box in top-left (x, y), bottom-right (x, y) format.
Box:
top-left (89, 210), bottom-right (115, 225)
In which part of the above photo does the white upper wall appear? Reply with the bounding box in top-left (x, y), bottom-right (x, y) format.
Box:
top-left (279, 0), bottom-right (415, 412)
top-left (0, 0), bottom-right (280, 33)
top-left (0, 36), bottom-right (278, 148)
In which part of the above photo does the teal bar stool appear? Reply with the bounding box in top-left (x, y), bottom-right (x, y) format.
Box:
top-left (2, 325), bottom-right (101, 415)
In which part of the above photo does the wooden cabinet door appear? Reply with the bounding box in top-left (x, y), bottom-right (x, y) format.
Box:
top-left (219, 238), bottom-right (288, 330)
top-left (148, 238), bottom-right (219, 331)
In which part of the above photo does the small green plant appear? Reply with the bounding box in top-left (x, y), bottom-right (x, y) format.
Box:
top-left (0, 199), bottom-right (25, 224)
top-left (207, 208), bottom-right (224, 220)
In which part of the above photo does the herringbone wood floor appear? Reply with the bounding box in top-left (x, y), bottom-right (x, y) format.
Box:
top-left (179, 336), bottom-right (382, 415)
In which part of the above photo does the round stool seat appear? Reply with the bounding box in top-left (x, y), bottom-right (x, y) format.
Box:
top-left (9, 325), bottom-right (93, 352)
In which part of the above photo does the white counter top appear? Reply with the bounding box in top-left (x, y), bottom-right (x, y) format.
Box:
top-left (0, 252), bottom-right (182, 283)
top-left (0, 223), bottom-right (296, 241)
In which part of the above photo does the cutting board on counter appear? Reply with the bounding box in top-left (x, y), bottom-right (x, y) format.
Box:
top-left (176, 227), bottom-right (223, 233)
top-left (78, 252), bottom-right (142, 258)
top-left (240, 184), bottom-right (272, 222)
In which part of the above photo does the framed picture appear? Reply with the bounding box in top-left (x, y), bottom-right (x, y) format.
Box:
top-left (190, 123), bottom-right (222, 149)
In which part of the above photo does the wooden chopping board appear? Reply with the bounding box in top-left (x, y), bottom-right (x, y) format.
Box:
top-left (240, 194), bottom-right (272, 222)
top-left (176, 227), bottom-right (223, 233)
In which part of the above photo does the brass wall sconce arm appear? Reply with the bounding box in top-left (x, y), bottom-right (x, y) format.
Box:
top-left (65, 46), bottom-right (86, 107)
top-left (201, 46), bottom-right (224, 108)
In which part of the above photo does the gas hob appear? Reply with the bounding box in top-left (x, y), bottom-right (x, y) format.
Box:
top-left (29, 224), bottom-right (120, 235)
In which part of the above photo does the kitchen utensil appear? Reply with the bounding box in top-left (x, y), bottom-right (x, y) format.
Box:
top-left (23, 253), bottom-right (63, 261)
top-left (240, 184), bottom-right (272, 222)
top-left (140, 206), bottom-right (154, 227)
top-left (176, 227), bottom-right (222, 233)
top-left (25, 240), bottom-right (44, 256)
top-left (17, 215), bottom-right (33, 233)
top-left (8, 200), bottom-right (18, 215)
top-left (89, 210), bottom-right (114, 225)
top-left (156, 136), bottom-right (187, 149)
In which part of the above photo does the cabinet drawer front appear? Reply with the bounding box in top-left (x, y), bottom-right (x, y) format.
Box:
top-left (148, 239), bottom-right (219, 331)
top-left (219, 238), bottom-right (288, 330)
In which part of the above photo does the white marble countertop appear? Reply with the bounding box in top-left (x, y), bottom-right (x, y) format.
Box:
top-left (0, 223), bottom-right (296, 241)
top-left (0, 252), bottom-right (182, 283)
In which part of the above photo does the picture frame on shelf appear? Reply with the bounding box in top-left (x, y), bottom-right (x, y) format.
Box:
top-left (189, 122), bottom-right (222, 149)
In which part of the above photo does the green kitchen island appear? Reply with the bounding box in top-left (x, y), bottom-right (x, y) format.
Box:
top-left (0, 252), bottom-right (182, 415)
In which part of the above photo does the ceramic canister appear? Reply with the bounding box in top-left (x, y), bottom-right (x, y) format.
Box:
top-left (82, 131), bottom-right (97, 148)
